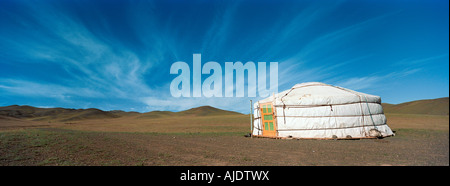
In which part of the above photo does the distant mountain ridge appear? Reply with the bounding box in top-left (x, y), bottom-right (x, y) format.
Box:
top-left (0, 97), bottom-right (448, 122)
top-left (0, 105), bottom-right (242, 122)
top-left (178, 106), bottom-right (241, 116)
top-left (0, 105), bottom-right (121, 122)
top-left (382, 97), bottom-right (449, 115)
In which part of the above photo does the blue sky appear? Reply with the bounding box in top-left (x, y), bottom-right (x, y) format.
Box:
top-left (0, 0), bottom-right (448, 113)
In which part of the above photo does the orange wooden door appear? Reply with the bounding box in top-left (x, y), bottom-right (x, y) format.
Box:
top-left (260, 103), bottom-right (277, 137)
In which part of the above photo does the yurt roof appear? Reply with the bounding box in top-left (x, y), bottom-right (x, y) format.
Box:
top-left (257, 82), bottom-right (381, 106)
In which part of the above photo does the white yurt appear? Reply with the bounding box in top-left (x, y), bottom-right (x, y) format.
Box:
top-left (252, 82), bottom-right (394, 139)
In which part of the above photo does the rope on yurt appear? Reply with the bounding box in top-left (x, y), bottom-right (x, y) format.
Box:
top-left (363, 95), bottom-right (378, 130)
top-left (328, 84), bottom-right (374, 136)
top-left (280, 88), bottom-right (295, 124)
top-left (278, 83), bottom-right (331, 125)
top-left (330, 105), bottom-right (339, 134)
top-left (357, 95), bottom-right (367, 136)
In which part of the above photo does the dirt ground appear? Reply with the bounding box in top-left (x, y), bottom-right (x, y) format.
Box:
top-left (0, 128), bottom-right (448, 166)
top-left (0, 114), bottom-right (448, 166)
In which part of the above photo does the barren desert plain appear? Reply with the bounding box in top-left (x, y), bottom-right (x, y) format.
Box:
top-left (0, 98), bottom-right (448, 166)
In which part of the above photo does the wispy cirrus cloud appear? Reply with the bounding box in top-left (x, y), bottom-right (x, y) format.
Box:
top-left (0, 1), bottom-right (156, 101)
top-left (393, 53), bottom-right (449, 67)
top-left (0, 0), bottom-right (448, 112)
top-left (332, 67), bottom-right (423, 92)
top-left (338, 53), bottom-right (448, 92)
top-left (0, 79), bottom-right (103, 100)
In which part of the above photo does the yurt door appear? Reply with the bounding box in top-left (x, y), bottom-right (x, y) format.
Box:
top-left (260, 103), bottom-right (277, 137)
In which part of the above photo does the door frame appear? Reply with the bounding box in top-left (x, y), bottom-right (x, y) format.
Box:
top-left (259, 102), bottom-right (277, 137)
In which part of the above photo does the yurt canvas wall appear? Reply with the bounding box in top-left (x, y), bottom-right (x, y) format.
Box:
top-left (252, 82), bottom-right (394, 139)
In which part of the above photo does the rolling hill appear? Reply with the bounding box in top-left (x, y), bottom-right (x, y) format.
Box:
top-left (0, 105), bottom-right (121, 122)
top-left (382, 97), bottom-right (449, 115)
top-left (0, 105), bottom-right (243, 122)
top-left (0, 97), bottom-right (447, 123)
top-left (178, 106), bottom-right (242, 116)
